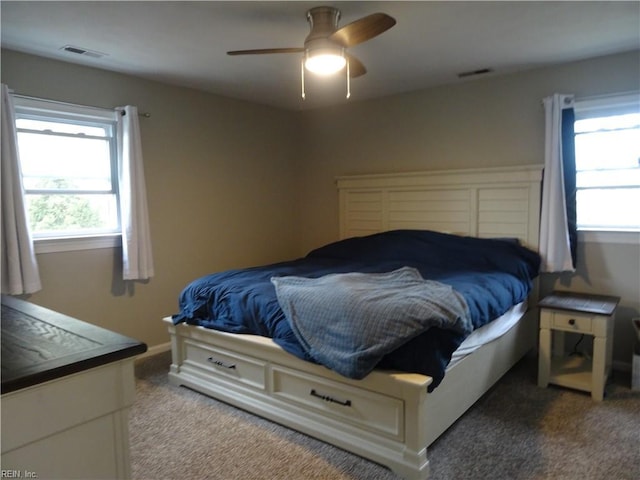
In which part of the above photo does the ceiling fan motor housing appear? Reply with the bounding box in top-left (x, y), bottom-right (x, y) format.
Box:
top-left (305, 6), bottom-right (343, 55)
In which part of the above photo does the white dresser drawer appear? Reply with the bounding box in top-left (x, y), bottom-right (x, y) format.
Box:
top-left (551, 311), bottom-right (593, 333)
top-left (270, 365), bottom-right (404, 440)
top-left (183, 339), bottom-right (267, 390)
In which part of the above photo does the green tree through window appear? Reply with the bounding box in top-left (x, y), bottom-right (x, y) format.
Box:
top-left (27, 179), bottom-right (102, 232)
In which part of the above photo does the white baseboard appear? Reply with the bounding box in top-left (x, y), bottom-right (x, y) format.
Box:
top-left (135, 341), bottom-right (171, 361)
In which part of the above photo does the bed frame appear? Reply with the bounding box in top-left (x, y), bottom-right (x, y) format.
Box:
top-left (165, 165), bottom-right (543, 480)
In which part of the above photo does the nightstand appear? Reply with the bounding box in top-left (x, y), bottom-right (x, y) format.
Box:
top-left (537, 291), bottom-right (619, 401)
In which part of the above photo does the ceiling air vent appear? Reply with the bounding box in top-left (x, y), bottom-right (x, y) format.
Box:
top-left (60, 45), bottom-right (107, 59)
top-left (457, 68), bottom-right (493, 79)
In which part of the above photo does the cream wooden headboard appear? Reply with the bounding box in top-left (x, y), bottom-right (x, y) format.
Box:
top-left (337, 165), bottom-right (543, 251)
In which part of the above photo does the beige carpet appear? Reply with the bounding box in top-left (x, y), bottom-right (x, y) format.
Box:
top-left (130, 352), bottom-right (640, 480)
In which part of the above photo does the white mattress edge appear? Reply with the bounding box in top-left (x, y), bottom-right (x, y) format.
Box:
top-left (447, 301), bottom-right (528, 370)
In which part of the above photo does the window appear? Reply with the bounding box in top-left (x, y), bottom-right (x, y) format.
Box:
top-left (13, 97), bottom-right (121, 251)
top-left (574, 93), bottom-right (640, 232)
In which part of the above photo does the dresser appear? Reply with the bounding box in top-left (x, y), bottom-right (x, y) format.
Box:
top-left (537, 291), bottom-right (619, 401)
top-left (1, 296), bottom-right (147, 479)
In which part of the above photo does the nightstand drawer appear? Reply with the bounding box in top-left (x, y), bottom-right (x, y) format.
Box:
top-left (552, 312), bottom-right (592, 333)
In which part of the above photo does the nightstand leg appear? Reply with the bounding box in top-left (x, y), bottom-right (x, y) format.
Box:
top-left (538, 327), bottom-right (551, 387)
top-left (592, 336), bottom-right (606, 401)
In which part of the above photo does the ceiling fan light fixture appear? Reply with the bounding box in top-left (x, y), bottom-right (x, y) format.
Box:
top-left (304, 48), bottom-right (346, 75)
top-left (227, 6), bottom-right (396, 99)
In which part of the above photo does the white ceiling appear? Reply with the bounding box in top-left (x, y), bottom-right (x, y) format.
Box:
top-left (2, 1), bottom-right (639, 111)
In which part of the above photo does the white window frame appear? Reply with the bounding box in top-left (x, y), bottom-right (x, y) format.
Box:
top-left (574, 92), bottom-right (640, 245)
top-left (13, 96), bottom-right (122, 253)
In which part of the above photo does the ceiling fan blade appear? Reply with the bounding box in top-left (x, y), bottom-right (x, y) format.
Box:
top-left (329, 13), bottom-right (396, 48)
top-left (227, 48), bottom-right (304, 56)
top-left (346, 54), bottom-right (366, 78)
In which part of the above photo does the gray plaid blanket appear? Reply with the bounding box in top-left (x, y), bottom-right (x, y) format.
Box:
top-left (271, 267), bottom-right (470, 379)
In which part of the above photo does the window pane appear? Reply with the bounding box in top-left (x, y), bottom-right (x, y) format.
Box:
top-left (577, 188), bottom-right (640, 230)
top-left (14, 98), bottom-right (121, 241)
top-left (573, 105), bottom-right (640, 232)
top-left (25, 193), bottom-right (119, 235)
top-left (575, 128), bottom-right (640, 171)
top-left (16, 118), bottom-right (109, 137)
top-left (577, 168), bottom-right (640, 188)
top-left (574, 113), bottom-right (640, 133)
top-left (17, 132), bottom-right (113, 191)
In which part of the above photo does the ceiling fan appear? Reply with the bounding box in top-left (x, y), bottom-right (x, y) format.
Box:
top-left (227, 6), bottom-right (396, 99)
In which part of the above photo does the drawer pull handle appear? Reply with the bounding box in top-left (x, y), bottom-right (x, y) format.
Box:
top-left (310, 389), bottom-right (352, 407)
top-left (568, 319), bottom-right (576, 326)
top-left (207, 357), bottom-right (236, 370)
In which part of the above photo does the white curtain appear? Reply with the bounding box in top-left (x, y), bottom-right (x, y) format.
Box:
top-left (1, 84), bottom-right (42, 294)
top-left (539, 93), bottom-right (576, 273)
top-left (117, 105), bottom-right (154, 280)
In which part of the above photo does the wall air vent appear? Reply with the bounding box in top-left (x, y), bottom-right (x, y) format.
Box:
top-left (457, 68), bottom-right (493, 79)
top-left (60, 45), bottom-right (107, 59)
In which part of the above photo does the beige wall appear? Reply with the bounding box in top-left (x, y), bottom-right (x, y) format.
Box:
top-left (2, 48), bottom-right (639, 367)
top-left (2, 49), bottom-right (300, 349)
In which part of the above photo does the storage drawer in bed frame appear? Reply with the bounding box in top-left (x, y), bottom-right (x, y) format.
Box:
top-left (182, 338), bottom-right (267, 390)
top-left (180, 333), bottom-right (405, 440)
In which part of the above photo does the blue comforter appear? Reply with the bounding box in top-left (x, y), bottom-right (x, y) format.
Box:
top-left (173, 230), bottom-right (540, 391)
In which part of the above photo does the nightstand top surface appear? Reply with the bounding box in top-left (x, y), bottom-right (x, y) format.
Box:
top-left (538, 291), bottom-right (620, 316)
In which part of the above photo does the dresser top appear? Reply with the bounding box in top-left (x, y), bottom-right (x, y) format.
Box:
top-left (1, 295), bottom-right (147, 394)
top-left (538, 291), bottom-right (620, 316)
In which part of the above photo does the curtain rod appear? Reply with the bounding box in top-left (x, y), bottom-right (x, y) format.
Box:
top-left (10, 92), bottom-right (151, 118)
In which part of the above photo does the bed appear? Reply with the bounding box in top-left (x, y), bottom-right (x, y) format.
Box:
top-left (164, 165), bottom-right (543, 480)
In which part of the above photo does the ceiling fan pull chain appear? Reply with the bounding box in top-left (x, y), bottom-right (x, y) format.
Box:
top-left (346, 59), bottom-right (351, 99)
top-left (301, 59), bottom-right (306, 100)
